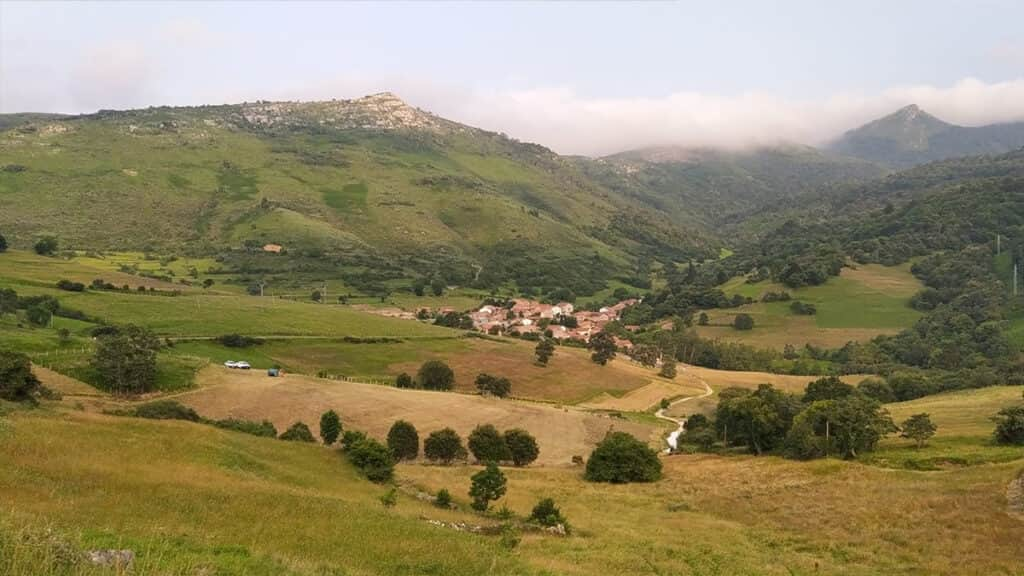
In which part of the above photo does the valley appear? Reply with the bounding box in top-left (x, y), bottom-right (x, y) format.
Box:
top-left (1, 89), bottom-right (1023, 576)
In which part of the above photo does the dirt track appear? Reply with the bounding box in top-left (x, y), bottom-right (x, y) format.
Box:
top-left (177, 367), bottom-right (656, 466)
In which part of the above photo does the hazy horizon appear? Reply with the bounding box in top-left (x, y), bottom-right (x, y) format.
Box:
top-left (3, 0), bottom-right (1023, 155)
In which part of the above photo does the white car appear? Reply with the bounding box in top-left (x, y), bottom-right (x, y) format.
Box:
top-left (235, 361), bottom-right (251, 370)
top-left (224, 360), bottom-right (239, 368)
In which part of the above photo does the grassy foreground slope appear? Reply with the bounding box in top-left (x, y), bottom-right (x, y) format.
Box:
top-left (0, 408), bottom-right (527, 576)
top-left (4, 398), bottom-right (1021, 576)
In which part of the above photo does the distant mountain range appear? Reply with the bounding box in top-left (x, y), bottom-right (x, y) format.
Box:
top-left (828, 104), bottom-right (1024, 167)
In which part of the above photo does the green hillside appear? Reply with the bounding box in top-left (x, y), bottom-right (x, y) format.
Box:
top-left (0, 94), bottom-right (714, 297)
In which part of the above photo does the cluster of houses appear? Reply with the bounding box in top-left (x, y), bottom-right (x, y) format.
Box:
top-left (467, 298), bottom-right (638, 347)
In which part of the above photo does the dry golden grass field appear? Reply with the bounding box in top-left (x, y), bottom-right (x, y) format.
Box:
top-left (176, 366), bottom-right (658, 465)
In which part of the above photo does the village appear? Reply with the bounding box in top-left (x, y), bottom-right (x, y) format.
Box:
top-left (466, 298), bottom-right (638, 347)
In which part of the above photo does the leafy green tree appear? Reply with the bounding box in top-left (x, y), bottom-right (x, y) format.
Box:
top-left (33, 236), bottom-right (58, 256)
top-left (91, 325), bottom-right (160, 394)
top-left (311, 290), bottom-right (322, 302)
top-left (857, 377), bottom-right (896, 403)
top-left (430, 277), bottom-right (445, 296)
top-left (424, 427), bottom-right (466, 464)
top-left (732, 314), bottom-right (755, 330)
top-left (826, 395), bottom-right (896, 458)
top-left (475, 373), bottom-right (511, 397)
top-left (0, 350), bottom-right (41, 403)
top-left (202, 278), bottom-right (215, 289)
top-left (341, 429), bottom-right (368, 451)
top-left (280, 422), bottom-right (316, 442)
top-left (659, 358), bottom-right (677, 379)
top-left (900, 413), bottom-right (937, 448)
top-left (417, 360), bottom-right (455, 391)
top-left (469, 462), bottom-right (507, 511)
top-left (412, 278), bottom-right (427, 297)
top-left (992, 406), bottom-right (1024, 445)
top-left (529, 498), bottom-right (567, 528)
top-left (435, 488), bottom-right (452, 508)
top-left (802, 376), bottom-right (855, 403)
top-left (347, 437), bottom-right (395, 482)
top-left (468, 424), bottom-right (511, 463)
top-left (387, 420), bottom-right (419, 460)
top-left (697, 312), bottom-right (709, 326)
top-left (588, 331), bottom-right (617, 365)
top-left (319, 410), bottom-right (342, 445)
top-left (395, 372), bottom-right (414, 388)
top-left (0, 232), bottom-right (7, 252)
top-left (504, 428), bottom-right (540, 466)
top-left (584, 431), bottom-right (662, 483)
top-left (629, 344), bottom-right (660, 368)
top-left (715, 384), bottom-right (800, 455)
top-left (25, 305), bottom-right (52, 327)
top-left (534, 339), bottom-right (555, 366)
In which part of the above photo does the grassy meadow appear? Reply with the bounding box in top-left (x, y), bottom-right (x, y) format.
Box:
top-left (697, 263), bottom-right (924, 349)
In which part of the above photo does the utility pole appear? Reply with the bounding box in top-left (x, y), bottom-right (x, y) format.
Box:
top-left (996, 234), bottom-right (1001, 256)
top-left (1015, 262), bottom-right (1019, 297)
top-left (258, 280), bottom-right (266, 297)
top-left (322, 282), bottom-right (328, 304)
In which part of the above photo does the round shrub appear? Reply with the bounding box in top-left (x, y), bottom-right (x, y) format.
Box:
top-left (417, 360), bottom-right (455, 391)
top-left (584, 432), bottom-right (662, 483)
top-left (424, 427), bottom-right (466, 464)
top-left (280, 422), bottom-right (316, 442)
top-left (468, 424), bottom-right (511, 463)
top-left (504, 428), bottom-right (540, 466)
top-left (387, 420), bottom-right (419, 460)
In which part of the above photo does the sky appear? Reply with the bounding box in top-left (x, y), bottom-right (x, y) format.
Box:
top-left (2, 0), bottom-right (1023, 155)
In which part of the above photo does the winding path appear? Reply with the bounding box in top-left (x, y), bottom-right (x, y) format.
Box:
top-left (654, 369), bottom-right (714, 453)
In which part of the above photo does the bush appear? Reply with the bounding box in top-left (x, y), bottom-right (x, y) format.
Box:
top-left (992, 406), bottom-right (1024, 445)
top-left (417, 360), bottom-right (455, 391)
top-left (55, 279), bottom-right (85, 292)
top-left (25, 305), bottom-right (52, 327)
top-left (584, 432), bottom-right (662, 483)
top-left (732, 314), bottom-right (755, 330)
top-left (468, 424), bottom-right (511, 463)
top-left (469, 462), bottom-right (507, 511)
top-left (320, 410), bottom-right (342, 445)
top-left (475, 373), bottom-right (512, 397)
top-left (215, 334), bottom-right (264, 348)
top-left (0, 350), bottom-right (41, 403)
top-left (211, 418), bottom-right (277, 437)
top-left (424, 427), bottom-right (466, 464)
top-left (395, 372), bottom-right (414, 389)
top-left (588, 331), bottom-right (617, 365)
top-left (387, 420), bottom-right (419, 460)
top-left (659, 359), bottom-right (677, 379)
top-left (504, 428), bottom-right (540, 466)
top-left (280, 422), bottom-right (316, 442)
top-left (529, 498), bottom-right (567, 528)
top-left (347, 437), bottom-right (395, 483)
top-left (341, 429), bottom-right (368, 450)
top-left (789, 301), bottom-right (817, 315)
top-left (33, 236), bottom-right (58, 256)
top-left (435, 488), bottom-right (452, 508)
top-left (132, 400), bottom-right (200, 422)
top-left (0, 232), bottom-right (6, 252)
